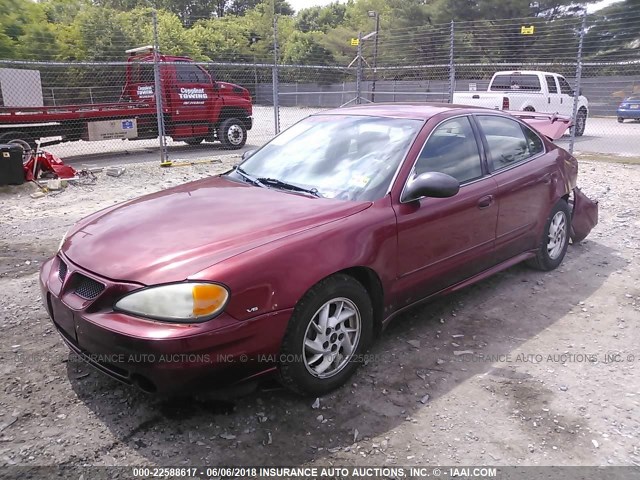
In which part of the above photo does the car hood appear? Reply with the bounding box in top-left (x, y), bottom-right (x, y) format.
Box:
top-left (63, 176), bottom-right (371, 285)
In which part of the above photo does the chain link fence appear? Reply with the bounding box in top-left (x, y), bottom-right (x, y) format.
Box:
top-left (1, 10), bottom-right (638, 163)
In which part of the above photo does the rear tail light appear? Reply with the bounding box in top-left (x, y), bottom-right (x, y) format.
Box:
top-left (502, 97), bottom-right (510, 110)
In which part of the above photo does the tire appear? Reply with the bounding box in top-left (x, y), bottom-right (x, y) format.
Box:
top-left (523, 106), bottom-right (535, 112)
top-left (184, 137), bottom-right (204, 146)
top-left (217, 118), bottom-right (247, 150)
top-left (0, 132), bottom-right (34, 163)
top-left (575, 109), bottom-right (587, 136)
top-left (617, 117), bottom-right (624, 123)
top-left (278, 274), bottom-right (374, 396)
top-left (527, 199), bottom-right (571, 271)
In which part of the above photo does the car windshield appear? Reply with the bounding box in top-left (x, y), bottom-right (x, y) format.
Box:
top-left (626, 95), bottom-right (640, 101)
top-left (231, 114), bottom-right (423, 201)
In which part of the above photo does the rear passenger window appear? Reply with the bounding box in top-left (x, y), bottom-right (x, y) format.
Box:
top-left (476, 115), bottom-right (544, 171)
top-left (545, 75), bottom-right (558, 94)
top-left (414, 117), bottom-right (483, 184)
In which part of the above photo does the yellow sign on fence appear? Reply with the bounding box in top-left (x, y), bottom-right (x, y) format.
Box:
top-left (350, 38), bottom-right (360, 46)
top-left (520, 25), bottom-right (535, 35)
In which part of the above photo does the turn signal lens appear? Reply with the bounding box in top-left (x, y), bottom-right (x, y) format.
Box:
top-left (193, 284), bottom-right (227, 316)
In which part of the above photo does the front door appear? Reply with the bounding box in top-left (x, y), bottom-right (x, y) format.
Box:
top-left (393, 116), bottom-right (499, 309)
top-left (169, 61), bottom-right (218, 124)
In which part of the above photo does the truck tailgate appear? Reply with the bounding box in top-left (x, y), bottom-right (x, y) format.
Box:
top-left (452, 93), bottom-right (506, 109)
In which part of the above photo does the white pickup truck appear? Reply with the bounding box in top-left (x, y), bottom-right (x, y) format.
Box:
top-left (452, 70), bottom-right (589, 136)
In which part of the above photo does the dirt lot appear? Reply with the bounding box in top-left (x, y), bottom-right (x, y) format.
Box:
top-left (0, 156), bottom-right (639, 470)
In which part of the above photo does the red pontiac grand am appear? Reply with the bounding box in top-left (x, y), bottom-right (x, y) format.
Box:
top-left (40, 104), bottom-right (595, 396)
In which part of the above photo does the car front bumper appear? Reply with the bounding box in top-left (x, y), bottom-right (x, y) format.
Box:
top-left (39, 254), bottom-right (291, 394)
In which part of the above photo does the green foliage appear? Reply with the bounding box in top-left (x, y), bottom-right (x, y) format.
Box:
top-left (0, 0), bottom-right (629, 69)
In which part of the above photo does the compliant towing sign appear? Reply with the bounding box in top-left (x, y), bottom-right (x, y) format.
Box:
top-left (521, 25), bottom-right (535, 34)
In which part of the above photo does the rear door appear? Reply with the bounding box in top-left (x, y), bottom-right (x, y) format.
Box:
top-left (475, 114), bottom-right (556, 263)
top-left (556, 76), bottom-right (575, 116)
top-left (545, 74), bottom-right (561, 113)
top-left (392, 115), bottom-right (499, 308)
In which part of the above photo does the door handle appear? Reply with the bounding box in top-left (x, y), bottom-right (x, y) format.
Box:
top-left (477, 195), bottom-right (494, 209)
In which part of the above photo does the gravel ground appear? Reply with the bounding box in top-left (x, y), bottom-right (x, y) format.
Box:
top-left (0, 156), bottom-right (639, 469)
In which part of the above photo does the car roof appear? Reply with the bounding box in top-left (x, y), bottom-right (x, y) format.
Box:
top-left (317, 102), bottom-right (498, 121)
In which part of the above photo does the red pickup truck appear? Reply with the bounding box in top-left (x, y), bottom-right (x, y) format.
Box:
top-left (0, 47), bottom-right (253, 151)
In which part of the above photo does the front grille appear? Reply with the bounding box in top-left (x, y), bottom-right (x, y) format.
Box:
top-left (58, 258), bottom-right (67, 281)
top-left (74, 274), bottom-right (105, 300)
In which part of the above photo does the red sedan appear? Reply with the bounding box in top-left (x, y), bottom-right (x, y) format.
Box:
top-left (40, 104), bottom-right (595, 396)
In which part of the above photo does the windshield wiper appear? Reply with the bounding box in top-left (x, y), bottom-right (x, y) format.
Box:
top-left (235, 166), bottom-right (267, 189)
top-left (256, 177), bottom-right (322, 198)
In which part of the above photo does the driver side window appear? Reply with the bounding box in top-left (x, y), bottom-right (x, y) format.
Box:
top-left (414, 116), bottom-right (483, 184)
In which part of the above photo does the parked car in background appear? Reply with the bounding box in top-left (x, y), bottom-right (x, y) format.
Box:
top-left (40, 104), bottom-right (597, 397)
top-left (617, 95), bottom-right (640, 122)
top-left (453, 70), bottom-right (589, 136)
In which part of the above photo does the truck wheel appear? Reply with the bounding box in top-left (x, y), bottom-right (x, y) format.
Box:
top-left (523, 106), bottom-right (535, 112)
top-left (184, 137), bottom-right (204, 146)
top-left (0, 132), bottom-right (34, 163)
top-left (575, 110), bottom-right (587, 136)
top-left (617, 117), bottom-right (624, 123)
top-left (218, 118), bottom-right (246, 150)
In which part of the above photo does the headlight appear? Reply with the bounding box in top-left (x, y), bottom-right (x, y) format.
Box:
top-left (114, 282), bottom-right (229, 323)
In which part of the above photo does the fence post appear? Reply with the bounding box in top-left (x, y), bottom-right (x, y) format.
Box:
top-left (569, 12), bottom-right (586, 155)
top-left (448, 20), bottom-right (455, 104)
top-left (152, 10), bottom-right (169, 166)
top-left (272, 14), bottom-right (280, 135)
top-left (356, 31), bottom-right (363, 104)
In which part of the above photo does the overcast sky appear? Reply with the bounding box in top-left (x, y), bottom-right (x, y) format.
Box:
top-left (287, 0), bottom-right (623, 14)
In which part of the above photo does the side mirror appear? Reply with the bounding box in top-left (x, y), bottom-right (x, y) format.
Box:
top-left (241, 149), bottom-right (257, 161)
top-left (402, 172), bottom-right (460, 203)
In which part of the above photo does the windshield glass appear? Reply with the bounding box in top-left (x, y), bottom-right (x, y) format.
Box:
top-left (232, 114), bottom-right (423, 201)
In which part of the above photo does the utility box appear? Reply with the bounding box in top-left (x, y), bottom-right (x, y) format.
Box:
top-left (87, 118), bottom-right (138, 141)
top-left (0, 144), bottom-right (25, 186)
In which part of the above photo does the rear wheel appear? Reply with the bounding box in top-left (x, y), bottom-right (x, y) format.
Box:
top-left (218, 118), bottom-right (247, 150)
top-left (617, 117), bottom-right (624, 123)
top-left (527, 199), bottom-right (571, 271)
top-left (278, 274), bottom-right (373, 396)
top-left (575, 109), bottom-right (587, 136)
top-left (523, 106), bottom-right (535, 112)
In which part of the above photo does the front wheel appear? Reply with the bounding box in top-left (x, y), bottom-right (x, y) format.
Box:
top-left (527, 199), bottom-right (571, 271)
top-left (218, 118), bottom-right (247, 149)
top-left (617, 117), bottom-right (624, 123)
top-left (278, 274), bottom-right (373, 396)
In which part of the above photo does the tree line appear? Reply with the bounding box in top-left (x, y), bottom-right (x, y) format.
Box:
top-left (0, 0), bottom-right (637, 67)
